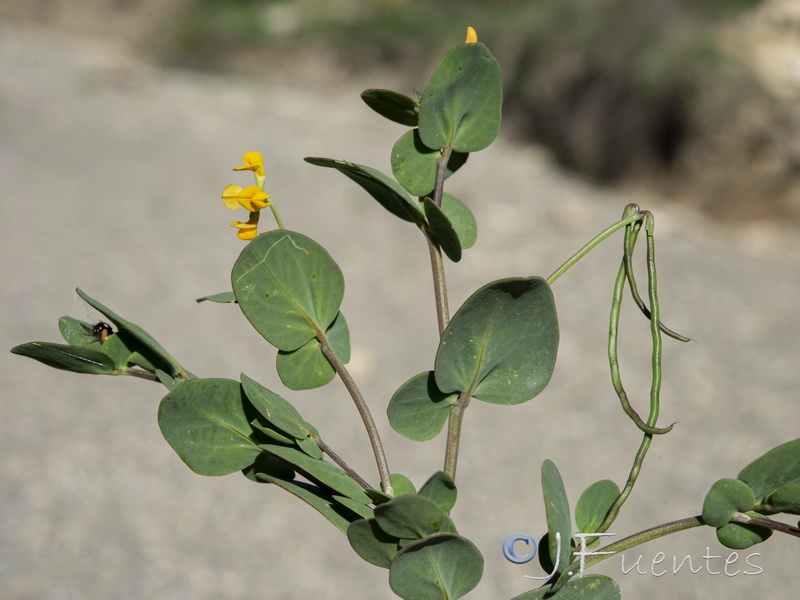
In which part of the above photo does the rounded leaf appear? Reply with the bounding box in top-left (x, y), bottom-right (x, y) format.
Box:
top-left (232, 230), bottom-right (344, 351)
top-left (276, 311), bottom-right (350, 390)
top-left (422, 197), bottom-right (462, 262)
top-left (434, 277), bottom-right (559, 404)
top-left (767, 483), bottom-right (800, 514)
top-left (158, 378), bottom-right (261, 476)
top-left (575, 480), bottom-right (620, 534)
top-left (388, 371), bottom-right (455, 441)
top-left (716, 520), bottom-right (773, 550)
top-left (374, 494), bottom-right (449, 540)
top-left (389, 533), bottom-right (483, 600)
top-left (392, 129), bottom-right (440, 197)
top-left (702, 478), bottom-right (756, 527)
top-left (439, 193), bottom-right (477, 249)
top-left (347, 518), bottom-right (401, 569)
top-left (418, 471), bottom-right (457, 514)
top-left (418, 43), bottom-right (502, 153)
top-left (542, 459), bottom-right (572, 574)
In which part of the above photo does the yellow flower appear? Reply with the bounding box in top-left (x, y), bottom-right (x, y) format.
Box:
top-left (221, 184), bottom-right (271, 212)
top-left (230, 214), bottom-right (259, 240)
top-left (465, 26), bottom-right (478, 44)
top-left (233, 151), bottom-right (265, 178)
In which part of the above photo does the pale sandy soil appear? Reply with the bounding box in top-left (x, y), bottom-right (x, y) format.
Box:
top-left (1, 25), bottom-right (798, 600)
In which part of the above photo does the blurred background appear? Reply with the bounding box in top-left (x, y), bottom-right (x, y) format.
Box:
top-left (4, 0), bottom-right (800, 221)
top-left (1, 1), bottom-right (798, 599)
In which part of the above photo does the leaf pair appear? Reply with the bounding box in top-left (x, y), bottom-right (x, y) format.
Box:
top-left (231, 230), bottom-right (351, 390)
top-left (702, 438), bottom-right (800, 548)
top-left (389, 277), bottom-right (559, 441)
top-left (158, 375), bottom-right (371, 533)
top-left (10, 288), bottom-right (185, 388)
top-left (348, 472), bottom-right (482, 600)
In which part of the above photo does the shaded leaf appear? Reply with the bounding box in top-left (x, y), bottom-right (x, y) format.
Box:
top-left (542, 459), bottom-right (571, 574)
top-left (418, 471), bottom-right (457, 514)
top-left (276, 311), bottom-right (350, 390)
top-left (257, 474), bottom-right (364, 534)
top-left (260, 444), bottom-right (371, 505)
top-left (348, 518), bottom-right (402, 568)
top-left (361, 89), bottom-right (419, 126)
top-left (374, 494), bottom-right (450, 540)
top-left (422, 197), bottom-right (462, 262)
top-left (767, 483), bottom-right (800, 514)
top-left (439, 193), bottom-right (477, 250)
top-left (392, 129), bottom-right (439, 197)
top-left (241, 373), bottom-right (312, 439)
top-left (76, 288), bottom-right (183, 377)
top-left (575, 480), bottom-right (620, 534)
top-left (305, 157), bottom-right (421, 223)
top-left (388, 371), bottom-right (455, 441)
top-left (716, 518), bottom-right (773, 549)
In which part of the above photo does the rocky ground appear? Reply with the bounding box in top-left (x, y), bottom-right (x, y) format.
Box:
top-left (1, 24), bottom-right (798, 600)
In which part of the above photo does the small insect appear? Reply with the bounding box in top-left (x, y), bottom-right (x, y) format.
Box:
top-left (81, 321), bottom-right (114, 345)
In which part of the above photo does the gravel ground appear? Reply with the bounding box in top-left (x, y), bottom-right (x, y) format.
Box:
top-left (1, 26), bottom-right (798, 600)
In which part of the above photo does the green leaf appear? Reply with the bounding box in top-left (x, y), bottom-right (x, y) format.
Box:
top-left (260, 444), bottom-right (371, 505)
top-left (418, 471), bottom-right (457, 514)
top-left (276, 311), bottom-right (350, 390)
top-left (241, 451), bottom-right (296, 483)
top-left (434, 277), bottom-right (559, 404)
top-left (511, 576), bottom-right (621, 600)
top-left (196, 292), bottom-right (237, 303)
top-left (240, 373), bottom-right (313, 439)
top-left (361, 89), bottom-right (419, 126)
top-left (391, 473), bottom-right (417, 496)
top-left (716, 519), bottom-right (773, 550)
top-left (391, 129), bottom-right (439, 197)
top-left (439, 193), bottom-right (477, 250)
top-left (374, 494), bottom-right (451, 540)
top-left (422, 197), bottom-right (462, 262)
top-left (232, 230), bottom-right (344, 351)
top-left (305, 157), bottom-right (422, 223)
top-left (702, 478), bottom-right (756, 527)
top-left (388, 533), bottom-right (483, 600)
top-left (387, 371), bottom-right (455, 441)
top-left (738, 438), bottom-right (800, 502)
top-left (158, 378), bottom-right (261, 476)
top-left (347, 518), bottom-right (402, 568)
top-left (58, 316), bottom-right (96, 346)
top-left (257, 474), bottom-right (365, 534)
top-left (575, 480), bottom-right (620, 534)
top-left (767, 483), bottom-right (800, 514)
top-left (76, 288), bottom-right (183, 378)
top-left (10, 341), bottom-right (116, 375)
top-left (542, 459), bottom-right (572, 575)
top-left (418, 42), bottom-right (502, 153)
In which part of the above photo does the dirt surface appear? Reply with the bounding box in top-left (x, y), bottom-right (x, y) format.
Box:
top-left (1, 25), bottom-right (798, 600)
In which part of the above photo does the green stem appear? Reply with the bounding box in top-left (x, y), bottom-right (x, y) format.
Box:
top-left (546, 206), bottom-right (644, 285)
top-left (443, 391), bottom-right (471, 480)
top-left (426, 235), bottom-right (450, 337)
top-left (268, 204), bottom-right (286, 230)
top-left (582, 516), bottom-right (705, 570)
top-left (119, 368), bottom-right (161, 382)
top-left (318, 335), bottom-right (393, 495)
top-left (313, 434), bottom-right (372, 489)
top-left (433, 148), bottom-right (450, 208)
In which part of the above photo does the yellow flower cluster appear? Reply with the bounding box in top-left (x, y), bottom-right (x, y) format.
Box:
top-left (221, 152), bottom-right (270, 240)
